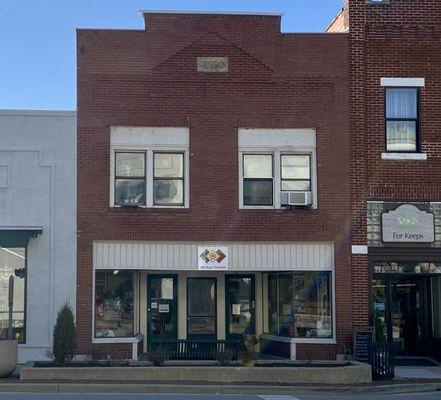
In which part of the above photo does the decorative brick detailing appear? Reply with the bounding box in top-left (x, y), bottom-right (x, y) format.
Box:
top-left (77, 12), bottom-right (352, 358)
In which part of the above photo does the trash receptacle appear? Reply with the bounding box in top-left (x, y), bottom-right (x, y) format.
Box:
top-left (369, 342), bottom-right (395, 380)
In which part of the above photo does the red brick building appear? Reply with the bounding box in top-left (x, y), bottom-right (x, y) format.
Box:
top-left (76, 1), bottom-right (441, 361)
top-left (330, 0), bottom-right (441, 359)
top-left (77, 11), bottom-right (351, 360)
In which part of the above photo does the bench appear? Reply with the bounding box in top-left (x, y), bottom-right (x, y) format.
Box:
top-left (150, 338), bottom-right (245, 360)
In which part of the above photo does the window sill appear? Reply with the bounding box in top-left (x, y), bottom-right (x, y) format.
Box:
top-left (92, 334), bottom-right (143, 344)
top-left (381, 152), bottom-right (427, 161)
top-left (260, 333), bottom-right (336, 345)
top-left (111, 205), bottom-right (189, 210)
top-left (239, 206), bottom-right (316, 211)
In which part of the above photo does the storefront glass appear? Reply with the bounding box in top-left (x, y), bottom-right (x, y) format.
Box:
top-left (0, 247), bottom-right (26, 341)
top-left (187, 278), bottom-right (216, 337)
top-left (95, 270), bottom-right (134, 338)
top-left (433, 277), bottom-right (441, 339)
top-left (267, 271), bottom-right (332, 339)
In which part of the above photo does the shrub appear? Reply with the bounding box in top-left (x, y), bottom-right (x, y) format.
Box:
top-left (147, 348), bottom-right (166, 366)
top-left (52, 303), bottom-right (76, 366)
top-left (215, 348), bottom-right (235, 366)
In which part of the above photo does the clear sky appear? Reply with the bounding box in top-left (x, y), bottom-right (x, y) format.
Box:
top-left (0, 0), bottom-right (343, 110)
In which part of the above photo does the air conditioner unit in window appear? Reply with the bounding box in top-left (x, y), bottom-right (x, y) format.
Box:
top-left (281, 191), bottom-right (312, 207)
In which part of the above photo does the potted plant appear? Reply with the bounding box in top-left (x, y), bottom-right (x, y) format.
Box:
top-left (0, 275), bottom-right (18, 378)
top-left (241, 334), bottom-right (259, 367)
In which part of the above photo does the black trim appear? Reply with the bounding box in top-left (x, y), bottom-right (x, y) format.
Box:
top-left (384, 87), bottom-right (420, 153)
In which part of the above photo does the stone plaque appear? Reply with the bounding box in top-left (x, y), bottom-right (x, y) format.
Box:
top-left (382, 204), bottom-right (435, 243)
top-left (197, 57), bottom-right (228, 72)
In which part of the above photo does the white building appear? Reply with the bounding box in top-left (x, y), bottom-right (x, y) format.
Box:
top-left (0, 110), bottom-right (76, 362)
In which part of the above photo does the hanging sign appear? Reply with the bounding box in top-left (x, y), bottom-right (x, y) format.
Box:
top-left (382, 204), bottom-right (435, 243)
top-left (198, 246), bottom-right (228, 270)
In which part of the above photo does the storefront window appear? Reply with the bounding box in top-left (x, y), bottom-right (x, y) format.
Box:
top-left (374, 262), bottom-right (441, 275)
top-left (0, 247), bottom-right (26, 342)
top-left (266, 271), bottom-right (333, 339)
top-left (95, 270), bottom-right (134, 338)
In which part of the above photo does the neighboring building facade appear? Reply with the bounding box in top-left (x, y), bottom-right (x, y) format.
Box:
top-left (77, 12), bottom-right (351, 360)
top-left (330, 0), bottom-right (441, 359)
top-left (0, 110), bottom-right (76, 362)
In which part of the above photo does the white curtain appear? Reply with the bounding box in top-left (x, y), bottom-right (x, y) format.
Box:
top-left (386, 88), bottom-right (417, 119)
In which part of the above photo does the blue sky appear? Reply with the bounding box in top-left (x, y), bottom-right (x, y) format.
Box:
top-left (0, 1), bottom-right (343, 110)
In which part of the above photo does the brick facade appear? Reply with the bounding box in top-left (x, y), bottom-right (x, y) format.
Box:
top-left (347, 0), bottom-right (441, 331)
top-left (77, 13), bottom-right (352, 357)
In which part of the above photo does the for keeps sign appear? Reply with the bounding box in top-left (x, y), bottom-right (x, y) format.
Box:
top-left (382, 204), bottom-right (434, 243)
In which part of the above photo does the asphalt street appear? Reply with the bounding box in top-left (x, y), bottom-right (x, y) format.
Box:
top-left (0, 392), bottom-right (440, 400)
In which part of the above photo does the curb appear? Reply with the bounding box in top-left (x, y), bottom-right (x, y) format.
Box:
top-left (0, 382), bottom-right (440, 395)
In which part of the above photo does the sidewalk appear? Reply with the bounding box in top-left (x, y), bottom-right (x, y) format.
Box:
top-left (1, 378), bottom-right (441, 395)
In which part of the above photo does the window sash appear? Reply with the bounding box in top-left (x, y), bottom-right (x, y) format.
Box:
top-left (243, 154), bottom-right (273, 179)
top-left (280, 154), bottom-right (311, 192)
top-left (243, 178), bottom-right (274, 206)
top-left (153, 152), bottom-right (185, 206)
top-left (115, 152), bottom-right (147, 206)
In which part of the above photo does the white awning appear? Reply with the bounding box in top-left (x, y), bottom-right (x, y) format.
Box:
top-left (93, 241), bottom-right (334, 271)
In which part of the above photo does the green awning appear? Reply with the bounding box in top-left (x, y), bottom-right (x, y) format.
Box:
top-left (0, 229), bottom-right (42, 248)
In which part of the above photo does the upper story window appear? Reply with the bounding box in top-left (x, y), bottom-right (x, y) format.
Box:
top-left (239, 129), bottom-right (317, 209)
top-left (110, 127), bottom-right (189, 208)
top-left (386, 88), bottom-right (419, 152)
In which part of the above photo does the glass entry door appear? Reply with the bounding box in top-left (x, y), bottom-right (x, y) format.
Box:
top-left (187, 278), bottom-right (217, 340)
top-left (225, 275), bottom-right (255, 340)
top-left (147, 275), bottom-right (177, 350)
top-left (373, 275), bottom-right (432, 355)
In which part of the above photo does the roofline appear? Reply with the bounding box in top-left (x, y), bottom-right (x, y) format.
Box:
top-left (139, 10), bottom-right (284, 17)
top-left (0, 110), bottom-right (76, 117)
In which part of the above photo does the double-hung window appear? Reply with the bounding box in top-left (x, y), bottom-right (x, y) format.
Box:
top-left (110, 127), bottom-right (189, 208)
top-left (385, 88), bottom-right (419, 152)
top-left (238, 128), bottom-right (317, 209)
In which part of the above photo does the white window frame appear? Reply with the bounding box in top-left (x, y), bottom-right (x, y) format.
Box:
top-left (110, 147), bottom-right (189, 208)
top-left (239, 150), bottom-right (317, 209)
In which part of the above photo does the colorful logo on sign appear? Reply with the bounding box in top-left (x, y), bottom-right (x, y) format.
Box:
top-left (199, 249), bottom-right (226, 264)
top-left (198, 246), bottom-right (228, 270)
